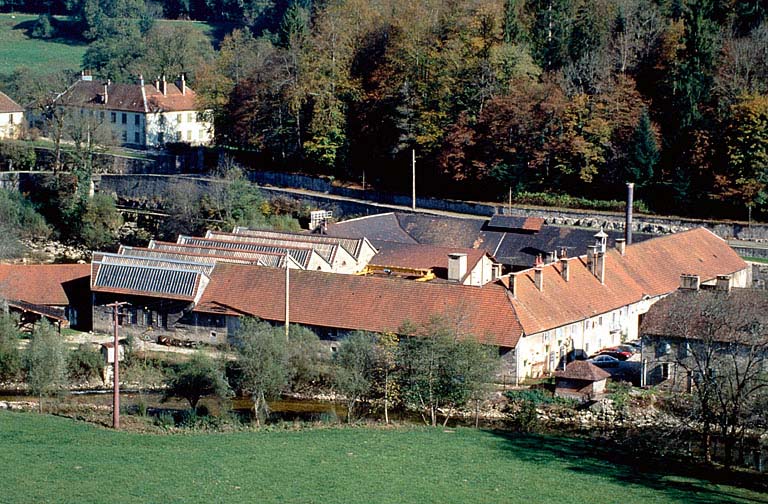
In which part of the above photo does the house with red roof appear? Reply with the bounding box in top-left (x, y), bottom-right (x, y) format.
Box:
top-left (0, 264), bottom-right (91, 330)
top-left (29, 72), bottom-right (212, 148)
top-left (0, 91), bottom-right (24, 140)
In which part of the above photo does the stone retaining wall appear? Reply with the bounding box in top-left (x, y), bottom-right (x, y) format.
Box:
top-left (247, 169), bottom-right (768, 240)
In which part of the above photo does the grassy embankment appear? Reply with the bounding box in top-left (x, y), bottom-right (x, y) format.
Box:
top-left (0, 14), bottom-right (226, 76)
top-left (1, 411), bottom-right (766, 503)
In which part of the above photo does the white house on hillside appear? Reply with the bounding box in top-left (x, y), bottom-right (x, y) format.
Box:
top-left (30, 72), bottom-right (213, 148)
top-left (0, 91), bottom-right (24, 140)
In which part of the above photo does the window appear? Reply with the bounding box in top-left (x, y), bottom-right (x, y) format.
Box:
top-left (121, 113), bottom-right (127, 124)
top-left (121, 131), bottom-right (127, 142)
top-left (187, 112), bottom-right (194, 122)
top-left (134, 131), bottom-right (140, 143)
top-left (661, 362), bottom-right (670, 380)
top-left (100, 111), bottom-right (105, 120)
top-left (110, 112), bottom-right (116, 123)
top-left (186, 130), bottom-right (192, 141)
top-left (130, 309), bottom-right (138, 325)
top-left (177, 113), bottom-right (182, 123)
top-left (134, 114), bottom-right (140, 125)
top-left (8, 114), bottom-right (12, 124)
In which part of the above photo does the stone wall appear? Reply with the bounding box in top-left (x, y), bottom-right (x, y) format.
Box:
top-left (246, 169), bottom-right (768, 240)
top-left (751, 263), bottom-right (768, 289)
top-left (30, 147), bottom-right (205, 175)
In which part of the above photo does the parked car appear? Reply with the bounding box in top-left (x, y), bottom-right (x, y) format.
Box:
top-left (587, 355), bottom-right (621, 368)
top-left (615, 344), bottom-right (638, 354)
top-left (596, 347), bottom-right (632, 360)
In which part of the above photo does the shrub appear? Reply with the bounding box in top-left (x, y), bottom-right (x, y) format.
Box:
top-left (0, 311), bottom-right (22, 382)
top-left (31, 14), bottom-right (56, 39)
top-left (67, 344), bottom-right (103, 384)
top-left (0, 141), bottom-right (37, 171)
top-left (512, 192), bottom-right (650, 214)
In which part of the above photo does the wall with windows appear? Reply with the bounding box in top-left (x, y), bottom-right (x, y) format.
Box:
top-left (0, 111), bottom-right (23, 139)
top-left (146, 110), bottom-right (213, 147)
top-left (104, 110), bottom-right (146, 147)
top-left (515, 297), bottom-right (659, 380)
top-left (91, 294), bottom-right (222, 343)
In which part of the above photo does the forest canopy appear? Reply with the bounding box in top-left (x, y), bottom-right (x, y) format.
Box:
top-left (1, 0), bottom-right (767, 220)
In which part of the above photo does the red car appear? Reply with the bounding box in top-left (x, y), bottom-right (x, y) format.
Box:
top-left (594, 348), bottom-right (632, 361)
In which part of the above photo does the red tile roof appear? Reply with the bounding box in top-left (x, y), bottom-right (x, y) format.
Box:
top-left (555, 360), bottom-right (610, 381)
top-left (145, 82), bottom-right (199, 112)
top-left (195, 263), bottom-right (523, 348)
top-left (640, 288), bottom-right (768, 343)
top-left (0, 264), bottom-right (90, 305)
top-left (61, 79), bottom-right (200, 113)
top-left (509, 228), bottom-right (747, 335)
top-left (0, 91), bottom-right (23, 113)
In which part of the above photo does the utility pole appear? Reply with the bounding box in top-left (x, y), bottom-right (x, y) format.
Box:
top-left (284, 255), bottom-right (290, 341)
top-left (411, 149), bottom-right (416, 211)
top-left (106, 301), bottom-right (129, 430)
top-left (508, 187), bottom-right (512, 214)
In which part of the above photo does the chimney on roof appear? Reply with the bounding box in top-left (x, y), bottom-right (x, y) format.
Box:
top-left (81, 70), bottom-right (93, 81)
top-left (102, 82), bottom-right (108, 104)
top-left (595, 251), bottom-right (606, 285)
top-left (491, 262), bottom-right (502, 281)
top-left (139, 74), bottom-right (144, 87)
top-left (615, 238), bottom-right (626, 256)
top-left (560, 257), bottom-right (570, 282)
top-left (179, 73), bottom-right (186, 96)
top-left (594, 227), bottom-right (608, 253)
top-left (508, 273), bottom-right (519, 297)
top-left (534, 267), bottom-right (544, 291)
top-left (626, 182), bottom-right (634, 245)
top-left (716, 275), bottom-right (732, 292)
top-left (586, 245), bottom-right (598, 274)
top-left (680, 274), bottom-right (700, 291)
top-left (160, 75), bottom-right (167, 96)
top-left (155, 76), bottom-right (160, 91)
top-left (448, 253), bottom-right (468, 282)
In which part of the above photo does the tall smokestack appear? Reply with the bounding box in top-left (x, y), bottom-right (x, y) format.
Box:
top-left (626, 182), bottom-right (634, 245)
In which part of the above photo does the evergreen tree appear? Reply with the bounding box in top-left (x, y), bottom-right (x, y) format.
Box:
top-left (626, 109), bottom-right (659, 186)
top-left (503, 0), bottom-right (526, 44)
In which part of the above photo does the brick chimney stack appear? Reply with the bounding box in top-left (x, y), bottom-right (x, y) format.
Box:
top-left (534, 267), bottom-right (544, 291)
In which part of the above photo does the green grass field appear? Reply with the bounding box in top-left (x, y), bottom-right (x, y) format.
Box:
top-left (0, 14), bottom-right (86, 75)
top-left (0, 14), bottom-right (231, 76)
top-left (1, 411), bottom-right (766, 504)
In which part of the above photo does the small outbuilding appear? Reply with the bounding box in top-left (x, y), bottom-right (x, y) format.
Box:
top-left (554, 361), bottom-right (611, 401)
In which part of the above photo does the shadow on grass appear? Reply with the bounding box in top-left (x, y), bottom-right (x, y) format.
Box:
top-left (489, 430), bottom-right (768, 504)
top-left (13, 18), bottom-right (89, 46)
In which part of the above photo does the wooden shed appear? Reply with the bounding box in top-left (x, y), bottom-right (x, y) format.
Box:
top-left (554, 361), bottom-right (611, 401)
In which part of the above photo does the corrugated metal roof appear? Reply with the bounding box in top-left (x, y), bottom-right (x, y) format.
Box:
top-left (95, 252), bottom-right (215, 276)
top-left (91, 261), bottom-right (203, 300)
top-left (169, 237), bottom-right (315, 268)
top-left (230, 226), bottom-right (363, 259)
top-left (120, 245), bottom-right (276, 267)
top-left (210, 231), bottom-right (346, 264)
